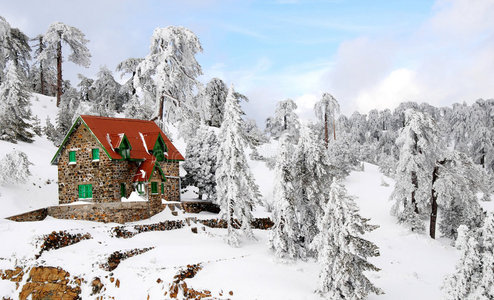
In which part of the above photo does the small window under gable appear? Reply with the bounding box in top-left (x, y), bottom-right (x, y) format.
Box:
top-left (151, 182), bottom-right (158, 194)
top-left (117, 135), bottom-right (131, 160)
top-left (152, 135), bottom-right (168, 162)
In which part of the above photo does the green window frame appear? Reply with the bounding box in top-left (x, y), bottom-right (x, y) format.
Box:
top-left (92, 148), bottom-right (100, 161)
top-left (78, 184), bottom-right (92, 199)
top-left (161, 182), bottom-right (164, 194)
top-left (120, 183), bottom-right (126, 197)
top-left (69, 151), bottom-right (76, 163)
top-left (151, 182), bottom-right (158, 194)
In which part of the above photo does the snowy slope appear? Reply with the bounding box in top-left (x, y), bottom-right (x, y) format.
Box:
top-left (347, 163), bottom-right (458, 300)
top-left (0, 94), bottom-right (462, 299)
top-left (0, 93), bottom-right (58, 218)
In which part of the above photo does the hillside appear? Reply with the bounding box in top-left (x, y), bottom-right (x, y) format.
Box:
top-left (0, 94), bottom-right (463, 299)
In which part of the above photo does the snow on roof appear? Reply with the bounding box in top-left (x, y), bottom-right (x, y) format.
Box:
top-left (139, 132), bottom-right (150, 155)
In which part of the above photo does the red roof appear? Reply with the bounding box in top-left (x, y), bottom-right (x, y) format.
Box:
top-left (80, 115), bottom-right (184, 162)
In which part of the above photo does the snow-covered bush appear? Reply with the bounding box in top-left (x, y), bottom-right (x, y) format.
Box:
top-left (0, 150), bottom-right (32, 185)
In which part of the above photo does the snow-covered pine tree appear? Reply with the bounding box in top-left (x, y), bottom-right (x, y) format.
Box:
top-left (269, 133), bottom-right (302, 260)
top-left (444, 213), bottom-right (494, 299)
top-left (55, 87), bottom-right (80, 143)
top-left (0, 150), bottom-right (32, 185)
top-left (91, 66), bottom-right (123, 115)
top-left (474, 213), bottom-right (494, 298)
top-left (197, 77), bottom-right (228, 127)
top-left (0, 63), bottom-right (33, 143)
top-left (391, 109), bottom-right (439, 232)
top-left (241, 118), bottom-right (268, 148)
top-left (182, 125), bottom-right (218, 201)
top-left (116, 57), bottom-right (143, 97)
top-left (314, 93), bottom-right (340, 147)
top-left (39, 22), bottom-right (91, 106)
top-left (136, 26), bottom-right (202, 127)
top-left (292, 124), bottom-right (332, 258)
top-left (432, 151), bottom-right (486, 239)
top-left (312, 180), bottom-right (383, 299)
top-left (266, 99), bottom-right (301, 141)
top-left (215, 85), bottom-right (260, 247)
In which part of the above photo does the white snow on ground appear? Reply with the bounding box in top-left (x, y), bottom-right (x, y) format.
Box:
top-left (0, 94), bottom-right (466, 299)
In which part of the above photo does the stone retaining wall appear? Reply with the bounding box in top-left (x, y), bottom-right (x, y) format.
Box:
top-left (7, 202), bottom-right (183, 224)
top-left (182, 201), bottom-right (220, 214)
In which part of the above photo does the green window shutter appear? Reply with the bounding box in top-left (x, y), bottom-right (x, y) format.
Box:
top-left (120, 183), bottom-right (126, 197)
top-left (78, 185), bottom-right (84, 198)
top-left (69, 151), bottom-right (76, 163)
top-left (151, 182), bottom-right (158, 194)
top-left (87, 184), bottom-right (92, 198)
top-left (138, 183), bottom-right (144, 195)
top-left (161, 182), bottom-right (164, 194)
top-left (92, 148), bottom-right (100, 160)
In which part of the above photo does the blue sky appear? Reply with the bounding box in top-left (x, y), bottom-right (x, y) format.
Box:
top-left (2, 0), bottom-right (494, 124)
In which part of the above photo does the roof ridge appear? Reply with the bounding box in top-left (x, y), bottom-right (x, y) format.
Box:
top-left (80, 115), bottom-right (157, 123)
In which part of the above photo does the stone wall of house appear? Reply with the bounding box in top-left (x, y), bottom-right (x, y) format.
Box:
top-left (160, 161), bottom-right (181, 202)
top-left (57, 122), bottom-right (139, 204)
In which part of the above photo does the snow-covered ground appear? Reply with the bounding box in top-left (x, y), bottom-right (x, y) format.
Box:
top-left (0, 93), bottom-right (463, 299)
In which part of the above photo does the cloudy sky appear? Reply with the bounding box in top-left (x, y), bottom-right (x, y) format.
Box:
top-left (2, 0), bottom-right (494, 124)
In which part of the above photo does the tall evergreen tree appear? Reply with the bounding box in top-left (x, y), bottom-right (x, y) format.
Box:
top-left (292, 124), bottom-right (333, 258)
top-left (444, 213), bottom-right (494, 299)
top-left (269, 133), bottom-right (302, 260)
top-left (266, 99), bottom-right (301, 141)
top-left (136, 26), bottom-right (202, 127)
top-left (391, 109), bottom-right (439, 232)
top-left (197, 77), bottom-right (228, 127)
top-left (314, 92), bottom-right (340, 147)
top-left (0, 63), bottom-right (33, 143)
top-left (215, 86), bottom-right (260, 247)
top-left (39, 22), bottom-right (91, 106)
top-left (312, 180), bottom-right (383, 299)
top-left (182, 125), bottom-right (218, 201)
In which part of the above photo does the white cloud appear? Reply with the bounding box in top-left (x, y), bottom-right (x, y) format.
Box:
top-left (323, 0), bottom-right (494, 114)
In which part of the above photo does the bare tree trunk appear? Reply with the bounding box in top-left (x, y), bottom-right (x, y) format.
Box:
top-left (411, 171), bottom-right (419, 214)
top-left (333, 118), bottom-right (336, 140)
top-left (39, 36), bottom-right (45, 95)
top-left (56, 33), bottom-right (62, 107)
top-left (430, 160), bottom-right (446, 239)
top-left (158, 95), bottom-right (164, 127)
top-left (324, 113), bottom-right (328, 148)
top-left (430, 166), bottom-right (439, 239)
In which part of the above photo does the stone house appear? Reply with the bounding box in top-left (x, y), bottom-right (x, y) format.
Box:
top-left (50, 115), bottom-right (184, 214)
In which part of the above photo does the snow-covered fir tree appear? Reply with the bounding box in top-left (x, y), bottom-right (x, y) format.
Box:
top-left (0, 150), bottom-right (32, 185)
top-left (215, 86), bottom-right (260, 247)
top-left (266, 99), bottom-right (300, 141)
top-left (116, 57), bottom-right (143, 97)
top-left (136, 26), bottom-right (202, 126)
top-left (292, 124), bottom-right (333, 258)
top-left (312, 180), bottom-right (383, 299)
top-left (391, 109), bottom-right (439, 232)
top-left (39, 22), bottom-right (91, 106)
top-left (241, 118), bottom-right (268, 148)
top-left (314, 92), bottom-right (340, 146)
top-left (269, 133), bottom-right (302, 260)
top-left (0, 63), bottom-right (33, 143)
top-left (197, 77), bottom-right (228, 127)
top-left (444, 213), bottom-right (494, 299)
top-left (182, 125), bottom-right (218, 201)
top-left (432, 151), bottom-right (487, 238)
top-left (91, 66), bottom-right (124, 115)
